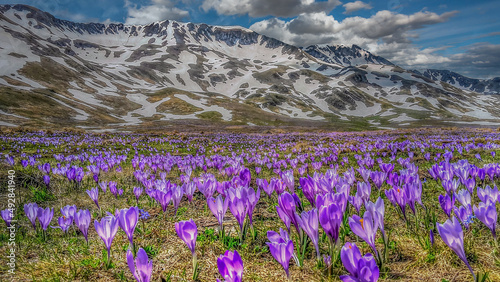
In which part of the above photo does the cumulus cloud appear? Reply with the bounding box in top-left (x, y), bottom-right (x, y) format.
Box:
top-left (201, 0), bottom-right (341, 18)
top-left (339, 10), bottom-right (458, 42)
top-left (444, 43), bottom-right (500, 78)
top-left (343, 1), bottom-right (372, 14)
top-left (250, 10), bottom-right (457, 46)
top-left (248, 10), bottom-right (475, 75)
top-left (125, 0), bottom-right (189, 25)
top-left (287, 12), bottom-right (339, 34)
top-left (373, 44), bottom-right (451, 67)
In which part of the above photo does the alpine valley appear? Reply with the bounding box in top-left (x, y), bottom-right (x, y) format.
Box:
top-left (0, 4), bottom-right (499, 130)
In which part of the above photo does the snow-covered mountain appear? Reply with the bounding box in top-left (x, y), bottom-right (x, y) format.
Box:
top-left (0, 4), bottom-right (499, 130)
top-left (303, 44), bottom-right (394, 67)
top-left (412, 69), bottom-right (500, 95)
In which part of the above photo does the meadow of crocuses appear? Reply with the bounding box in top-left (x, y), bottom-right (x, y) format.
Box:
top-left (0, 128), bottom-right (499, 281)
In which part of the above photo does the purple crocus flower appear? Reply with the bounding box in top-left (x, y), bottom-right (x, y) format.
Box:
top-left (86, 187), bottom-right (100, 209)
top-left (133, 187), bottom-right (143, 202)
top-left (357, 182), bottom-right (371, 203)
top-left (75, 209), bottom-right (91, 243)
top-left (454, 205), bottom-right (474, 229)
top-left (298, 166), bottom-right (307, 176)
top-left (155, 189), bottom-right (172, 213)
top-left (257, 178), bottom-right (273, 198)
top-left (95, 215), bottom-right (119, 263)
top-left (316, 192), bottom-right (347, 214)
top-left (43, 175), bottom-right (50, 188)
top-left (473, 202), bottom-right (497, 239)
top-left (24, 202), bottom-right (38, 230)
top-left (441, 180), bottom-right (453, 195)
top-left (349, 211), bottom-right (378, 255)
top-left (52, 216), bottom-right (72, 233)
top-left (319, 202), bottom-right (343, 245)
top-left (171, 185), bottom-right (184, 215)
top-left (4, 155), bottom-right (14, 166)
top-left (276, 205), bottom-right (291, 233)
top-left (323, 254), bottom-right (332, 268)
top-left (340, 242), bottom-right (379, 282)
top-left (357, 167), bottom-right (371, 182)
top-left (365, 197), bottom-right (385, 239)
top-left (197, 177), bottom-right (216, 199)
top-left (266, 229), bottom-right (294, 278)
top-left (300, 176), bottom-right (318, 207)
top-left (255, 167), bottom-right (261, 175)
top-left (208, 195), bottom-right (229, 232)
top-left (278, 192), bottom-right (301, 235)
top-left (272, 178), bottom-right (287, 195)
top-left (404, 181), bottom-right (423, 214)
top-left (379, 163), bottom-right (394, 175)
top-left (245, 187), bottom-right (261, 227)
top-left (349, 194), bottom-right (364, 214)
top-left (66, 167), bottom-right (76, 182)
top-left (229, 196), bottom-right (247, 236)
top-left (217, 250), bottom-right (244, 282)
top-left (88, 165), bottom-right (100, 183)
top-left (41, 162), bottom-right (51, 174)
top-left (239, 168), bottom-right (252, 188)
top-left (61, 205), bottom-right (77, 223)
top-left (109, 181), bottom-right (120, 198)
top-left (281, 170), bottom-right (295, 193)
top-left (183, 182), bottom-right (197, 203)
top-left (38, 207), bottom-right (54, 231)
top-left (477, 185), bottom-right (499, 205)
top-left (1, 209), bottom-right (12, 227)
top-left (370, 171), bottom-right (386, 190)
top-left (385, 187), bottom-right (407, 220)
top-left (117, 207), bottom-right (139, 246)
top-left (439, 194), bottom-right (455, 218)
top-left (437, 217), bottom-right (475, 279)
top-left (127, 248), bottom-right (153, 282)
top-left (267, 227), bottom-right (292, 246)
top-left (301, 209), bottom-right (320, 259)
top-left (175, 219), bottom-right (198, 255)
top-left (455, 189), bottom-right (471, 207)
top-left (99, 181), bottom-right (107, 193)
top-left (75, 168), bottom-right (84, 183)
top-left (176, 219), bottom-right (199, 279)
top-left (464, 178), bottom-right (475, 194)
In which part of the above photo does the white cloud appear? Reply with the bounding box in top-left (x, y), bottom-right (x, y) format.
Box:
top-left (374, 44), bottom-right (451, 66)
top-left (201, 0), bottom-right (341, 18)
top-left (445, 43), bottom-right (500, 78)
top-left (125, 0), bottom-right (189, 25)
top-left (343, 1), bottom-right (372, 14)
top-left (287, 12), bottom-right (339, 34)
top-left (339, 10), bottom-right (457, 41)
top-left (250, 10), bottom-right (458, 46)
top-left (250, 10), bottom-right (459, 71)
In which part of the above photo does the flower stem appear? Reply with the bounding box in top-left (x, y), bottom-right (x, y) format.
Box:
top-left (192, 253), bottom-right (200, 280)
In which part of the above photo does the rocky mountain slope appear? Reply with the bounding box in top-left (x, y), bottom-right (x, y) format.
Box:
top-left (412, 69), bottom-right (500, 95)
top-left (0, 4), bottom-right (499, 130)
top-left (303, 44), bottom-right (394, 67)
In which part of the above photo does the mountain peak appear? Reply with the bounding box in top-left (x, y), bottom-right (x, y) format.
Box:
top-left (303, 44), bottom-right (394, 67)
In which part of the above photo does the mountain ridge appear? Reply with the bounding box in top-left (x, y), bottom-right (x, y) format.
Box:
top-left (302, 44), bottom-right (395, 67)
top-left (412, 69), bottom-right (500, 95)
top-left (0, 4), bottom-right (499, 130)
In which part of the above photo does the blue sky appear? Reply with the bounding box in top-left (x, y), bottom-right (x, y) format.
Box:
top-left (1, 0), bottom-right (499, 78)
